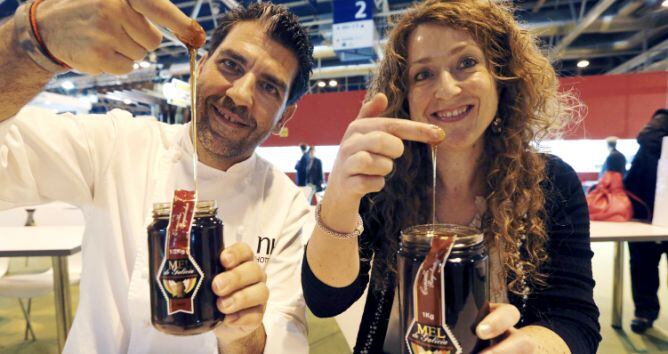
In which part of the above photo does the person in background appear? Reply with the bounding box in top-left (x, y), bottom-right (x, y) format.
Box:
top-left (0, 1), bottom-right (313, 353)
top-left (295, 143), bottom-right (310, 186)
top-left (624, 108), bottom-right (668, 333)
top-left (302, 0), bottom-right (601, 353)
top-left (600, 136), bottom-right (627, 177)
top-left (306, 146), bottom-right (325, 202)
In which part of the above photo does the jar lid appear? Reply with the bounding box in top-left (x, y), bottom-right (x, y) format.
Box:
top-left (400, 224), bottom-right (483, 248)
top-left (152, 200), bottom-right (218, 218)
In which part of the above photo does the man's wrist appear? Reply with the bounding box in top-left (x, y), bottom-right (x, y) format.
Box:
top-left (6, 19), bottom-right (49, 82)
top-left (14, 2), bottom-right (68, 74)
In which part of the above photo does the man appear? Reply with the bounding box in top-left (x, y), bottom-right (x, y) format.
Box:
top-left (305, 146), bottom-right (324, 203)
top-left (624, 109), bottom-right (668, 334)
top-left (295, 144), bottom-right (309, 187)
top-left (600, 136), bottom-right (627, 177)
top-left (0, 1), bottom-right (313, 353)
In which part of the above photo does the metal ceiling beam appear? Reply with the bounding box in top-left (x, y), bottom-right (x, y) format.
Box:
top-left (527, 15), bottom-right (655, 37)
top-left (516, 0), bottom-right (589, 11)
top-left (550, 0), bottom-right (616, 60)
top-left (207, 0), bottom-right (219, 27)
top-left (282, 0), bottom-right (333, 7)
top-left (617, 0), bottom-right (645, 18)
top-left (608, 37), bottom-right (668, 74)
top-left (642, 58), bottom-right (668, 72)
top-left (189, 0), bottom-right (203, 18)
top-left (532, 0), bottom-right (547, 13)
top-left (220, 0), bottom-right (239, 9)
top-left (560, 26), bottom-right (667, 60)
top-left (176, 1), bottom-right (199, 9)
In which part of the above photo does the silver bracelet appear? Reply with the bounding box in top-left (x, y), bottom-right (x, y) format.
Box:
top-left (14, 2), bottom-right (68, 74)
top-left (315, 203), bottom-right (364, 239)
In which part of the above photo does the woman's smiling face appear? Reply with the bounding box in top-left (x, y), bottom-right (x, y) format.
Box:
top-left (407, 24), bottom-right (499, 150)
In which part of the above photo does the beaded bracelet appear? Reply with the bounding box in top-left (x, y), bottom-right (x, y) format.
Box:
top-left (315, 203), bottom-right (364, 239)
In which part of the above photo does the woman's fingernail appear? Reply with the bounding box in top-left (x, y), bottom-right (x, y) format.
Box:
top-left (478, 323), bottom-right (492, 337)
top-left (431, 125), bottom-right (445, 140)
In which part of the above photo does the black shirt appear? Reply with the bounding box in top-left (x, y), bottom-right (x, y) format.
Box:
top-left (624, 109), bottom-right (668, 220)
top-left (601, 149), bottom-right (627, 176)
top-left (295, 153), bottom-right (310, 186)
top-left (302, 154), bottom-right (601, 354)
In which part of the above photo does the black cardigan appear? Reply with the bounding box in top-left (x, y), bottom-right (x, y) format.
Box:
top-left (302, 155), bottom-right (601, 354)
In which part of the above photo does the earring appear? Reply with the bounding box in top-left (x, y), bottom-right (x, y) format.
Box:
top-left (278, 126), bottom-right (289, 137)
top-left (491, 117), bottom-right (503, 134)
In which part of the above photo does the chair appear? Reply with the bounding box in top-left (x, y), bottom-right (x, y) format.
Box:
top-left (0, 203), bottom-right (83, 341)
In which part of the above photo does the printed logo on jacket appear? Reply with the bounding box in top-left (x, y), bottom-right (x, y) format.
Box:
top-left (256, 236), bottom-right (277, 264)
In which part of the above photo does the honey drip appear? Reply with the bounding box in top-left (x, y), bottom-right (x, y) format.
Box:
top-left (188, 47), bottom-right (199, 194)
top-left (431, 145), bottom-right (437, 227)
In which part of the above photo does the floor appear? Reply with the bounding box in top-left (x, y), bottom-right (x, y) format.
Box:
top-left (1, 242), bottom-right (668, 353)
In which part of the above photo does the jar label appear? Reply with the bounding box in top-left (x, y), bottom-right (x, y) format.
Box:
top-left (156, 190), bottom-right (204, 315)
top-left (405, 236), bottom-right (462, 354)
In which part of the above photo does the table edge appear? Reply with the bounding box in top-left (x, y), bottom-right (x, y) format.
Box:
top-left (0, 246), bottom-right (82, 257)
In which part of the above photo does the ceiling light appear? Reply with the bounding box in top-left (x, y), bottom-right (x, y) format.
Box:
top-left (139, 61), bottom-right (151, 69)
top-left (317, 81), bottom-right (326, 88)
top-left (123, 99), bottom-right (132, 105)
top-left (61, 81), bottom-right (74, 90)
top-left (576, 59), bottom-right (590, 68)
top-left (662, 0), bottom-right (668, 7)
top-left (328, 80), bottom-right (338, 87)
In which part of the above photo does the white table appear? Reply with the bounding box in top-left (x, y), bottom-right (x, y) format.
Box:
top-left (0, 226), bottom-right (84, 352)
top-left (590, 221), bottom-right (668, 352)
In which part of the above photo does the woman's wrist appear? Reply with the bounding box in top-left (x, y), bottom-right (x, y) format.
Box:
top-left (316, 203), bottom-right (363, 239)
top-left (319, 194), bottom-right (362, 235)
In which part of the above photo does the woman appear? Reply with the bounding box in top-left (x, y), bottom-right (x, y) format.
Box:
top-left (302, 1), bottom-right (600, 353)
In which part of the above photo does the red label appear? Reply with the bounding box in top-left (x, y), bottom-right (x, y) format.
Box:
top-left (167, 190), bottom-right (197, 258)
top-left (406, 236), bottom-right (462, 354)
top-left (156, 190), bottom-right (204, 315)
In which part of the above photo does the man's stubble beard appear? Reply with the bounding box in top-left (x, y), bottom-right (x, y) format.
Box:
top-left (195, 99), bottom-right (273, 161)
top-left (196, 110), bottom-right (249, 159)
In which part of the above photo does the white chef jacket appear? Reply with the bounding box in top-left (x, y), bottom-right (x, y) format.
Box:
top-left (0, 107), bottom-right (310, 354)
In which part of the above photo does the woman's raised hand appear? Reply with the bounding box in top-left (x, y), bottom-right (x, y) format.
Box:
top-left (323, 93), bottom-right (445, 208)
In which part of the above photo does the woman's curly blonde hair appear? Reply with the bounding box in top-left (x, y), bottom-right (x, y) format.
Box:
top-left (364, 0), bottom-right (581, 295)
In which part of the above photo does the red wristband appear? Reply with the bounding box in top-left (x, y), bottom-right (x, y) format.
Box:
top-left (29, 0), bottom-right (70, 69)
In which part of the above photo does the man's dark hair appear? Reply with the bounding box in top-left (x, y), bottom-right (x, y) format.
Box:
top-left (606, 137), bottom-right (618, 150)
top-left (299, 143), bottom-right (308, 152)
top-left (208, 3), bottom-right (313, 105)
